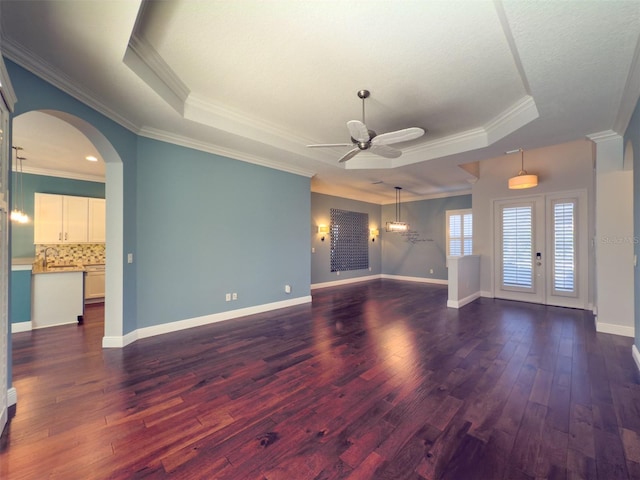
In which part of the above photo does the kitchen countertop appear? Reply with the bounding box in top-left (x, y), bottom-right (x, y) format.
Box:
top-left (31, 262), bottom-right (104, 274)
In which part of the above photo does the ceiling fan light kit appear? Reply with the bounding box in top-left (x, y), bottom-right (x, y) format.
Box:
top-left (307, 89), bottom-right (425, 163)
top-left (508, 148), bottom-right (538, 190)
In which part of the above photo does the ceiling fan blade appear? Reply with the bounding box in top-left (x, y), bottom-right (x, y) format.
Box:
top-left (371, 127), bottom-right (425, 146)
top-left (307, 143), bottom-right (353, 148)
top-left (338, 148), bottom-right (361, 163)
top-left (347, 120), bottom-right (370, 142)
top-left (370, 144), bottom-right (402, 159)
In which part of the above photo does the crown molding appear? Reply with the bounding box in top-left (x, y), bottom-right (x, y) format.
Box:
top-left (586, 130), bottom-right (621, 143)
top-left (614, 30), bottom-right (640, 135)
top-left (138, 126), bottom-right (316, 178)
top-left (484, 95), bottom-right (539, 144)
top-left (0, 50), bottom-right (17, 112)
top-left (0, 35), bottom-right (139, 133)
top-left (184, 93), bottom-right (319, 153)
top-left (20, 165), bottom-right (105, 183)
top-left (123, 34), bottom-right (190, 115)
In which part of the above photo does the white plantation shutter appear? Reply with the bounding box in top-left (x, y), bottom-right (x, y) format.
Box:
top-left (552, 200), bottom-right (576, 296)
top-left (449, 214), bottom-right (462, 256)
top-left (463, 213), bottom-right (472, 255)
top-left (447, 209), bottom-right (472, 257)
top-left (502, 205), bottom-right (533, 289)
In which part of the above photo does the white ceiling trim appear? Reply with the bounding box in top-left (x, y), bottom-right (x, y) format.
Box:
top-left (124, 34), bottom-right (189, 116)
top-left (138, 126), bottom-right (316, 178)
top-left (587, 130), bottom-right (620, 144)
top-left (380, 187), bottom-right (473, 205)
top-left (614, 32), bottom-right (640, 135)
top-left (184, 93), bottom-right (321, 157)
top-left (0, 35), bottom-right (139, 133)
top-left (20, 165), bottom-right (105, 183)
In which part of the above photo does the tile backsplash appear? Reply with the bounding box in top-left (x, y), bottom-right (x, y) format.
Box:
top-left (35, 244), bottom-right (106, 266)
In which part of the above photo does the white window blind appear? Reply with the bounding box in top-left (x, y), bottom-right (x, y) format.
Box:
top-left (447, 209), bottom-right (472, 257)
top-left (502, 206), bottom-right (533, 288)
top-left (553, 201), bottom-right (576, 295)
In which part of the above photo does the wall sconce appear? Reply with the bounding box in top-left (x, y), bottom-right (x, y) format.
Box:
top-left (370, 228), bottom-right (379, 242)
top-left (317, 224), bottom-right (329, 242)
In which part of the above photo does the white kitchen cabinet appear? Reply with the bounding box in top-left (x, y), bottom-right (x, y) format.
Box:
top-left (34, 193), bottom-right (64, 243)
top-left (64, 195), bottom-right (89, 243)
top-left (34, 193), bottom-right (102, 244)
top-left (32, 270), bottom-right (84, 328)
top-left (84, 266), bottom-right (105, 300)
top-left (88, 198), bottom-right (106, 243)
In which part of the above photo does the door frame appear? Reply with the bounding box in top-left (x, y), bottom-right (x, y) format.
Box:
top-left (492, 189), bottom-right (589, 309)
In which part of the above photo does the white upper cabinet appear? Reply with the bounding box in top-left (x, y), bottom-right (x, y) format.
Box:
top-left (34, 193), bottom-right (105, 244)
top-left (63, 195), bottom-right (89, 243)
top-left (88, 198), bottom-right (106, 243)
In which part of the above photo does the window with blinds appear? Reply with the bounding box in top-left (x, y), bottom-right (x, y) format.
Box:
top-left (446, 209), bottom-right (472, 257)
top-left (552, 200), bottom-right (576, 296)
top-left (501, 205), bottom-right (533, 289)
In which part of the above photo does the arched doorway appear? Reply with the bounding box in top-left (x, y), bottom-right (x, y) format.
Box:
top-left (13, 109), bottom-right (123, 344)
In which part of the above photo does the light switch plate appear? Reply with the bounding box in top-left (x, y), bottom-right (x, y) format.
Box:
top-left (127, 253), bottom-right (133, 264)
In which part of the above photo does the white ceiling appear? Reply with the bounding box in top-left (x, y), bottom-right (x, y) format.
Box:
top-left (1, 0), bottom-right (639, 203)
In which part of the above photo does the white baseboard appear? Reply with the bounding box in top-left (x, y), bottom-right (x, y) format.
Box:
top-left (102, 329), bottom-right (137, 348)
top-left (595, 318), bottom-right (635, 338)
top-left (8, 387), bottom-right (17, 407)
top-left (447, 292), bottom-right (481, 309)
top-left (480, 290), bottom-right (494, 298)
top-left (380, 274), bottom-right (448, 285)
top-left (11, 321), bottom-right (32, 333)
top-left (311, 274), bottom-right (381, 290)
top-left (102, 296), bottom-right (312, 348)
top-left (633, 345), bottom-right (640, 373)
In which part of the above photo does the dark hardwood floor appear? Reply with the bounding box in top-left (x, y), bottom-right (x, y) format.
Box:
top-left (2, 280), bottom-right (640, 479)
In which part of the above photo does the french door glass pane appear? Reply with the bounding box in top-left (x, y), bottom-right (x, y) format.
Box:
top-left (502, 206), bottom-right (533, 288)
top-left (553, 201), bottom-right (575, 294)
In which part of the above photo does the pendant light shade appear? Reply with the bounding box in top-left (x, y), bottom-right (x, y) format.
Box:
top-left (508, 148), bottom-right (538, 190)
top-left (386, 186), bottom-right (409, 232)
top-left (11, 146), bottom-right (29, 223)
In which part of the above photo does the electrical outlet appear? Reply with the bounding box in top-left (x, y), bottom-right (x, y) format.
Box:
top-left (225, 293), bottom-right (231, 302)
top-left (429, 268), bottom-right (434, 274)
top-left (232, 292), bottom-right (238, 300)
top-left (285, 285), bottom-right (291, 294)
top-left (312, 247), bottom-right (315, 253)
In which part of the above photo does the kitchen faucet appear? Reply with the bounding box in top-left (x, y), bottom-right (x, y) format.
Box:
top-left (43, 247), bottom-right (59, 268)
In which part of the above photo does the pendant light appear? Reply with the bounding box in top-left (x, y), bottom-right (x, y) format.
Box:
top-left (508, 148), bottom-right (538, 189)
top-left (386, 186), bottom-right (409, 232)
top-left (10, 146), bottom-right (29, 224)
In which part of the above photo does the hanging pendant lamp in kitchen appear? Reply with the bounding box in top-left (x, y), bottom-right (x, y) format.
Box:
top-left (10, 146), bottom-right (29, 223)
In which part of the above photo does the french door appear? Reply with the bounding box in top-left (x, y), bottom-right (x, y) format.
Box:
top-left (494, 191), bottom-right (588, 309)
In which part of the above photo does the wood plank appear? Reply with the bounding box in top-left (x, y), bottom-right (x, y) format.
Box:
top-left (2, 283), bottom-right (638, 479)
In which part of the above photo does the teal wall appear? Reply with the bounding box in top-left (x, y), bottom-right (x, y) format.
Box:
top-left (625, 96), bottom-right (640, 350)
top-left (381, 195), bottom-right (472, 280)
top-left (136, 137), bottom-right (310, 327)
top-left (10, 270), bottom-right (31, 325)
top-left (5, 58), bottom-right (313, 391)
top-left (7, 59), bottom-right (139, 338)
top-left (11, 173), bottom-right (105, 258)
top-left (311, 192), bottom-right (382, 285)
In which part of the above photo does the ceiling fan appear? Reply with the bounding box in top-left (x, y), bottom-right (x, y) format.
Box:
top-left (307, 89), bottom-right (426, 163)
